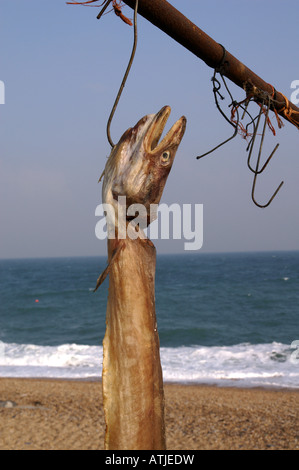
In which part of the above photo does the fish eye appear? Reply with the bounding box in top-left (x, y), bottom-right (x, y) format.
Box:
top-left (161, 151), bottom-right (171, 163)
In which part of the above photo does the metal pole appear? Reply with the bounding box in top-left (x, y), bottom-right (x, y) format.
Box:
top-left (122, 0), bottom-right (299, 129)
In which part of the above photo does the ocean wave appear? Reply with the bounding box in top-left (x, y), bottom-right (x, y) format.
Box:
top-left (160, 343), bottom-right (299, 388)
top-left (0, 343), bottom-right (102, 379)
top-left (0, 341), bottom-right (298, 388)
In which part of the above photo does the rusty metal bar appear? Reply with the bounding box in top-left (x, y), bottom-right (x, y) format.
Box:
top-left (122, 0), bottom-right (299, 129)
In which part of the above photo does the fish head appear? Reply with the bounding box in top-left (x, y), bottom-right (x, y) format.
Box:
top-left (102, 106), bottom-right (186, 227)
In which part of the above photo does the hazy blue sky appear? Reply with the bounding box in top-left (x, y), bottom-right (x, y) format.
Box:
top-left (1, 0), bottom-right (299, 258)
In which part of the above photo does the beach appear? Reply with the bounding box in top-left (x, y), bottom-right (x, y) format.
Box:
top-left (0, 378), bottom-right (298, 450)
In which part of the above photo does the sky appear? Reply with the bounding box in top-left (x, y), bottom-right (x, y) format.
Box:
top-left (0, 0), bottom-right (299, 259)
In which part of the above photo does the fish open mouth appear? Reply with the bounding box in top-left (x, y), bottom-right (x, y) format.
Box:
top-left (144, 106), bottom-right (186, 154)
top-left (105, 106), bottom-right (186, 224)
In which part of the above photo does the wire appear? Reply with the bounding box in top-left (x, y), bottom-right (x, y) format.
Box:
top-left (106, 0), bottom-right (139, 148)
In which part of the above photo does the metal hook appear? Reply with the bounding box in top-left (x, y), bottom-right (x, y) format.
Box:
top-left (250, 98), bottom-right (284, 208)
top-left (106, 0), bottom-right (139, 148)
top-left (247, 99), bottom-right (279, 175)
top-left (196, 54), bottom-right (284, 208)
top-left (251, 173), bottom-right (284, 209)
top-left (197, 72), bottom-right (239, 159)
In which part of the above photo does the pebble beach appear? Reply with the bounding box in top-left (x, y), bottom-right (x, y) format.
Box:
top-left (0, 378), bottom-right (298, 450)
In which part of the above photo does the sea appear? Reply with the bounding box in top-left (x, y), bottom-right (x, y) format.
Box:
top-left (0, 251), bottom-right (299, 389)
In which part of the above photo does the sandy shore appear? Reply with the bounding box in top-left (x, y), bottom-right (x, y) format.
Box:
top-left (0, 378), bottom-right (298, 450)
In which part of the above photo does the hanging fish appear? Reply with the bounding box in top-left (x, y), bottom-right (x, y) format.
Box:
top-left (96, 106), bottom-right (186, 450)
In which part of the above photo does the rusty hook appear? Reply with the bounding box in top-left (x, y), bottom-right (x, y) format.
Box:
top-left (197, 71), bottom-right (239, 160)
top-left (247, 99), bottom-right (279, 175)
top-left (249, 98), bottom-right (284, 208)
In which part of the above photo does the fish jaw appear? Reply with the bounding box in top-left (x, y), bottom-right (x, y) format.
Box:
top-left (102, 106), bottom-right (186, 227)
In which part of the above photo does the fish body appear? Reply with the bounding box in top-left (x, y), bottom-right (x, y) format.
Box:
top-left (100, 106), bottom-right (186, 450)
